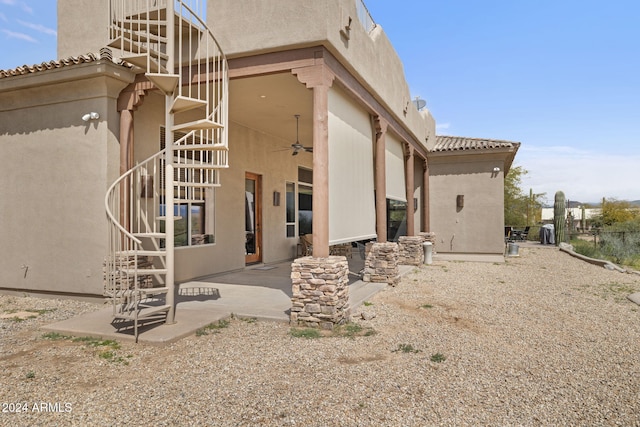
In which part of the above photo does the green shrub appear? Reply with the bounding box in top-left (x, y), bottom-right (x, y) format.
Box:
top-left (570, 239), bottom-right (599, 258)
top-left (392, 343), bottom-right (420, 354)
top-left (196, 319), bottom-right (230, 336)
top-left (289, 328), bottom-right (321, 339)
top-left (430, 353), bottom-right (447, 363)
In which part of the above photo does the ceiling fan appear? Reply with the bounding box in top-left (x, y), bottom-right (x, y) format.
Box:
top-left (290, 114), bottom-right (312, 156)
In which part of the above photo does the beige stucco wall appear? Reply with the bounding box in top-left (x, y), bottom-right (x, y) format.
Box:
top-left (131, 91), bottom-right (313, 281)
top-left (0, 62), bottom-right (134, 295)
top-left (57, 0), bottom-right (110, 59)
top-left (176, 122), bottom-right (313, 280)
top-left (428, 153), bottom-right (507, 254)
top-left (58, 1), bottom-right (437, 153)
top-left (207, 0), bottom-right (436, 151)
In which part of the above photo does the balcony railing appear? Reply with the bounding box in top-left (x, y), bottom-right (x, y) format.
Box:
top-left (356, 0), bottom-right (376, 33)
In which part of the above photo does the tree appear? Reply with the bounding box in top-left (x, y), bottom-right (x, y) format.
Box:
top-left (594, 198), bottom-right (639, 228)
top-left (504, 165), bottom-right (545, 226)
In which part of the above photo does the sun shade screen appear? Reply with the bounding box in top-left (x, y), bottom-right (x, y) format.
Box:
top-left (328, 87), bottom-right (377, 245)
top-left (385, 133), bottom-right (407, 202)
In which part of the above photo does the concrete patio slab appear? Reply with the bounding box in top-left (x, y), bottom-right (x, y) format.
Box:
top-left (43, 259), bottom-right (403, 345)
top-left (627, 292), bottom-right (640, 306)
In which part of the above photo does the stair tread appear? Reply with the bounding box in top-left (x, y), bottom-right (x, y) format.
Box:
top-left (118, 268), bottom-right (168, 275)
top-left (174, 143), bottom-right (228, 151)
top-left (107, 36), bottom-right (135, 51)
top-left (173, 181), bottom-right (220, 188)
top-left (115, 250), bottom-right (166, 256)
top-left (117, 19), bottom-right (167, 38)
top-left (133, 232), bottom-right (166, 238)
top-left (172, 119), bottom-right (223, 133)
top-left (173, 163), bottom-right (227, 169)
top-left (173, 198), bottom-right (212, 203)
top-left (113, 8), bottom-right (202, 37)
top-left (121, 54), bottom-right (168, 74)
top-left (108, 28), bottom-right (167, 45)
top-left (106, 287), bottom-right (169, 298)
top-left (146, 73), bottom-right (179, 95)
top-left (120, 7), bottom-right (167, 22)
top-left (113, 304), bottom-right (171, 321)
top-left (171, 96), bottom-right (207, 114)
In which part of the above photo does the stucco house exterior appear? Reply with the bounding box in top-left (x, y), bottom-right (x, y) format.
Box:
top-left (0, 0), bottom-right (518, 331)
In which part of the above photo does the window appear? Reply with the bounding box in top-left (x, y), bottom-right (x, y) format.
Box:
top-left (298, 168), bottom-right (313, 236)
top-left (387, 199), bottom-right (407, 242)
top-left (286, 182), bottom-right (296, 238)
top-left (160, 127), bottom-right (215, 247)
top-left (298, 184), bottom-right (313, 236)
top-left (298, 167), bottom-right (313, 185)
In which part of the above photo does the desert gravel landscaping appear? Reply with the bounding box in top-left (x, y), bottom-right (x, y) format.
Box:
top-left (2, 244), bottom-right (640, 426)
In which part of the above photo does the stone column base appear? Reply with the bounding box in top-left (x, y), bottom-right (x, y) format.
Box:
top-left (398, 236), bottom-right (426, 265)
top-left (290, 256), bottom-right (350, 330)
top-left (363, 242), bottom-right (400, 286)
top-left (419, 232), bottom-right (437, 254)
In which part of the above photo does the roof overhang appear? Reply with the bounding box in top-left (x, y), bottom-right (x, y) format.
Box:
top-left (428, 136), bottom-right (520, 176)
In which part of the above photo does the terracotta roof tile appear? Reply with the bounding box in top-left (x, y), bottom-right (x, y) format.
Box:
top-left (433, 135), bottom-right (520, 152)
top-left (0, 49), bottom-right (130, 79)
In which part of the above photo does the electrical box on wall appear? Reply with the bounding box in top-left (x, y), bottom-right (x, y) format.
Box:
top-left (456, 195), bottom-right (464, 208)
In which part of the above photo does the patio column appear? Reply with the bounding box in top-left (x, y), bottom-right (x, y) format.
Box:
top-left (422, 158), bottom-right (430, 232)
top-left (404, 143), bottom-right (415, 236)
top-left (117, 82), bottom-right (148, 230)
top-left (292, 64), bottom-right (335, 258)
top-left (374, 117), bottom-right (388, 242)
top-left (117, 80), bottom-right (149, 173)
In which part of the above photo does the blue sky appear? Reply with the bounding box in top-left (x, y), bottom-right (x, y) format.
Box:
top-left (1, 1), bottom-right (638, 203)
top-left (364, 0), bottom-right (640, 204)
top-left (0, 0), bottom-right (56, 67)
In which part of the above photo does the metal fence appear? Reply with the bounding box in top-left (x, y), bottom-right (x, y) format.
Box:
top-left (356, 0), bottom-right (376, 33)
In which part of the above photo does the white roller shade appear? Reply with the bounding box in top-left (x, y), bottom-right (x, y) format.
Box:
top-left (385, 133), bottom-right (407, 201)
top-left (328, 87), bottom-right (377, 245)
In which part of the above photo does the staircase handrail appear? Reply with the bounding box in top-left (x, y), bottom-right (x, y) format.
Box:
top-left (104, 131), bottom-right (197, 245)
top-left (177, 1), bottom-right (226, 55)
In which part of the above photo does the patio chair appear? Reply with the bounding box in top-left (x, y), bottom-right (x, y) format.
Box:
top-left (520, 226), bottom-right (530, 241)
top-left (504, 226), bottom-right (513, 243)
top-left (330, 243), bottom-right (352, 258)
top-left (300, 234), bottom-right (313, 256)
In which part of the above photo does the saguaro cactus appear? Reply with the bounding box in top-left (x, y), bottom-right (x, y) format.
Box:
top-left (554, 191), bottom-right (566, 245)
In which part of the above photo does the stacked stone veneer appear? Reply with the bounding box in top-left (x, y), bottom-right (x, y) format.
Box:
top-left (419, 232), bottom-right (437, 254)
top-left (363, 242), bottom-right (400, 286)
top-left (290, 256), bottom-right (350, 330)
top-left (398, 236), bottom-right (425, 265)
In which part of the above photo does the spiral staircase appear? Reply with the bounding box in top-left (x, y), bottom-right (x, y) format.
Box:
top-left (104, 0), bottom-right (228, 341)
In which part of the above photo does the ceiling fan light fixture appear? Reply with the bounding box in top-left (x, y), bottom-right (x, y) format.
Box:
top-left (291, 114), bottom-right (313, 156)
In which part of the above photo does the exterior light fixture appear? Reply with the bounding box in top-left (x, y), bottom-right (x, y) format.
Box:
top-left (82, 112), bottom-right (100, 122)
top-left (493, 167), bottom-right (501, 172)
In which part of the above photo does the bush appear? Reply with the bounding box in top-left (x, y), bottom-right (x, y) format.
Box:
top-left (571, 229), bottom-right (640, 269)
top-left (571, 239), bottom-right (599, 258)
top-left (599, 231), bottom-right (640, 265)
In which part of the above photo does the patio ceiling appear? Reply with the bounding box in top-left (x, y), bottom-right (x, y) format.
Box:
top-left (229, 73), bottom-right (314, 150)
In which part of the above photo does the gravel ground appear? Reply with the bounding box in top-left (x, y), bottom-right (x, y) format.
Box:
top-left (1, 244), bottom-right (640, 426)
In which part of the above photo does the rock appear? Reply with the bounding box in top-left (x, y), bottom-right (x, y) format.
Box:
top-left (361, 310), bottom-right (376, 321)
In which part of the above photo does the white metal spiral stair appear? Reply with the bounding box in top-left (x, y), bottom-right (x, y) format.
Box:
top-left (104, 0), bottom-right (228, 341)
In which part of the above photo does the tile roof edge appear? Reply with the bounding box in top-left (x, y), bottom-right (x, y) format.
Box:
top-left (0, 49), bottom-right (131, 79)
top-left (432, 134), bottom-right (521, 152)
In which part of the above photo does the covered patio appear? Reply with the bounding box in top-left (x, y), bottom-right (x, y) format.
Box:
top-left (44, 255), bottom-right (396, 344)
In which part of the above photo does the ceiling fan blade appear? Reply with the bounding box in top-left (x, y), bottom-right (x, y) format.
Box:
top-left (303, 146), bottom-right (313, 152)
top-left (271, 147), bottom-right (292, 152)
